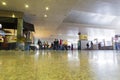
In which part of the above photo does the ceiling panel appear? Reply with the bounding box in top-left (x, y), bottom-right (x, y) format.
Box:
top-left (63, 10), bottom-right (120, 27)
top-left (73, 0), bottom-right (120, 16)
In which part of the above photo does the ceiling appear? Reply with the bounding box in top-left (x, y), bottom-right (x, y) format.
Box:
top-left (0, 0), bottom-right (120, 42)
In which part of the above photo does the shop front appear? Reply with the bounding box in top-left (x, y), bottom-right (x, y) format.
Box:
top-left (0, 10), bottom-right (35, 50)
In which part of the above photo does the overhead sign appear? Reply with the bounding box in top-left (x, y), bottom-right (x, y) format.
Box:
top-left (79, 34), bottom-right (88, 40)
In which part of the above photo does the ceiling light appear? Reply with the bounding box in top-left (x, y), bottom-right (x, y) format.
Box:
top-left (45, 7), bottom-right (49, 11)
top-left (25, 4), bottom-right (29, 8)
top-left (12, 14), bottom-right (15, 18)
top-left (44, 14), bottom-right (47, 18)
top-left (2, 2), bottom-right (7, 5)
top-left (0, 24), bottom-right (2, 29)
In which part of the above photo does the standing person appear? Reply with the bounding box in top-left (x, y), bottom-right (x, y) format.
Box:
top-left (59, 39), bottom-right (63, 50)
top-left (53, 39), bottom-right (57, 50)
top-left (46, 41), bottom-right (49, 49)
top-left (91, 41), bottom-right (93, 49)
top-left (64, 40), bottom-right (68, 50)
top-left (59, 39), bottom-right (62, 45)
top-left (54, 39), bottom-right (58, 50)
top-left (56, 39), bottom-right (59, 50)
top-left (50, 42), bottom-right (54, 50)
top-left (38, 39), bottom-right (42, 50)
top-left (78, 40), bottom-right (81, 50)
top-left (98, 42), bottom-right (101, 50)
top-left (86, 42), bottom-right (89, 49)
top-left (71, 44), bottom-right (73, 50)
top-left (43, 41), bottom-right (46, 50)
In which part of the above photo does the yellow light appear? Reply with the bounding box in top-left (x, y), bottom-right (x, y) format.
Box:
top-left (2, 2), bottom-right (7, 5)
top-left (12, 14), bottom-right (15, 18)
top-left (25, 4), bottom-right (29, 8)
top-left (44, 14), bottom-right (47, 18)
top-left (45, 7), bottom-right (49, 11)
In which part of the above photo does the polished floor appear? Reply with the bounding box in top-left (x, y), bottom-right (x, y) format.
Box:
top-left (0, 50), bottom-right (120, 80)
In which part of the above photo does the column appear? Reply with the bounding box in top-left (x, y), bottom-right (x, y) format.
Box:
top-left (17, 18), bottom-right (23, 49)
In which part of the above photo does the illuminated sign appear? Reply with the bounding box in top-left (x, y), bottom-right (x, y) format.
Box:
top-left (79, 34), bottom-right (88, 40)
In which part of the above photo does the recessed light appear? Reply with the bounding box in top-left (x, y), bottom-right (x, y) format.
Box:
top-left (25, 4), bottom-right (29, 8)
top-left (2, 2), bottom-right (7, 6)
top-left (12, 14), bottom-right (15, 18)
top-left (44, 14), bottom-right (47, 18)
top-left (45, 7), bottom-right (49, 11)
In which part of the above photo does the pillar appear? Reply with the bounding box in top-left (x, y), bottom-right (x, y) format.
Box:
top-left (17, 18), bottom-right (23, 50)
top-left (17, 18), bottom-right (23, 40)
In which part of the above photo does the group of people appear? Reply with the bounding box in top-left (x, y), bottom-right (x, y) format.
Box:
top-left (37, 39), bottom-right (73, 50)
top-left (86, 41), bottom-right (93, 49)
top-left (86, 41), bottom-right (103, 50)
top-left (37, 39), bottom-right (49, 50)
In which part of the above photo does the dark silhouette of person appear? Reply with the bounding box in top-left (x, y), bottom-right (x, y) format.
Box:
top-left (71, 44), bottom-right (73, 50)
top-left (91, 41), bottom-right (93, 49)
top-left (86, 42), bottom-right (89, 49)
top-left (38, 39), bottom-right (42, 50)
top-left (98, 42), bottom-right (101, 50)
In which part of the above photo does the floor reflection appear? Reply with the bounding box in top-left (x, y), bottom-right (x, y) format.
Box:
top-left (67, 51), bottom-right (80, 69)
top-left (88, 51), bottom-right (120, 80)
top-left (0, 50), bottom-right (120, 80)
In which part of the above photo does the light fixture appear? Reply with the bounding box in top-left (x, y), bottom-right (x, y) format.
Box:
top-left (2, 2), bottom-right (7, 6)
top-left (12, 14), bottom-right (15, 18)
top-left (44, 14), bottom-right (47, 18)
top-left (45, 7), bottom-right (49, 11)
top-left (25, 4), bottom-right (29, 8)
top-left (0, 24), bottom-right (2, 29)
